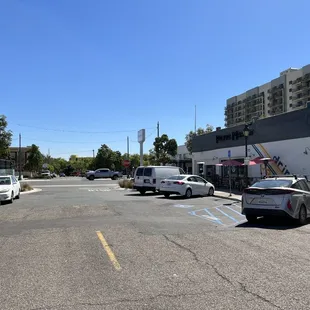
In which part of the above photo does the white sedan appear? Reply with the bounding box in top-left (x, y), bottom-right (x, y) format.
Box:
top-left (159, 174), bottom-right (215, 198)
top-left (0, 175), bottom-right (21, 204)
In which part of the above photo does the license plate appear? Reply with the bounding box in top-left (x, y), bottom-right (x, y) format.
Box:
top-left (258, 199), bottom-right (268, 204)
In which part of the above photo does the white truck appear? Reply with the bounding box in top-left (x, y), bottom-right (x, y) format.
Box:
top-left (86, 168), bottom-right (122, 180)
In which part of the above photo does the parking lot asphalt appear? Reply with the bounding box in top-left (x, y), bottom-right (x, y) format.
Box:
top-left (1, 178), bottom-right (310, 309)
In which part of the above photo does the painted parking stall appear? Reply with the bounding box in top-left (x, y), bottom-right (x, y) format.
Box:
top-left (169, 200), bottom-right (245, 226)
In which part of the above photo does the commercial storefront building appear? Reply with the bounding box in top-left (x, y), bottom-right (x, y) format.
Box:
top-left (192, 103), bottom-right (310, 185)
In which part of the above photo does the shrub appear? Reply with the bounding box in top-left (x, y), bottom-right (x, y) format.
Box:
top-left (118, 179), bottom-right (133, 189)
top-left (21, 183), bottom-right (33, 192)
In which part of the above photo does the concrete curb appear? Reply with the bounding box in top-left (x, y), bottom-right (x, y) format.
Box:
top-left (20, 188), bottom-right (42, 195)
top-left (214, 194), bottom-right (241, 202)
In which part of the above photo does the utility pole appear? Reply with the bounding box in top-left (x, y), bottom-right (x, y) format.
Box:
top-left (194, 105), bottom-right (197, 133)
top-left (18, 133), bottom-right (22, 180)
top-left (127, 136), bottom-right (129, 158)
top-left (157, 121), bottom-right (160, 138)
top-left (127, 136), bottom-right (130, 178)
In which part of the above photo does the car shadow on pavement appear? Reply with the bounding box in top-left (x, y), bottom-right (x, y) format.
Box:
top-left (156, 195), bottom-right (204, 200)
top-left (124, 192), bottom-right (160, 197)
top-left (236, 217), bottom-right (307, 230)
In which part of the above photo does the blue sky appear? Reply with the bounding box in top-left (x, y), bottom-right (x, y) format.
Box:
top-left (1, 0), bottom-right (310, 159)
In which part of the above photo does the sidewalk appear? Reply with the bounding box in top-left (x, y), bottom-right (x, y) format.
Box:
top-left (214, 189), bottom-right (242, 202)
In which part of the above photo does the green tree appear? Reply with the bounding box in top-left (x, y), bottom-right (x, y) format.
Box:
top-left (0, 115), bottom-right (13, 159)
top-left (95, 144), bottom-right (117, 169)
top-left (185, 124), bottom-right (213, 154)
top-left (24, 144), bottom-right (43, 174)
top-left (152, 134), bottom-right (178, 165)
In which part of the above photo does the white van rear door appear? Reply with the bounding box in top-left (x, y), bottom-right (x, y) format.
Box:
top-left (143, 167), bottom-right (154, 186)
top-left (134, 167), bottom-right (144, 186)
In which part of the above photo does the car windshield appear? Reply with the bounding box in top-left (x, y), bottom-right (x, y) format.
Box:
top-left (166, 175), bottom-right (185, 180)
top-left (0, 177), bottom-right (11, 185)
top-left (251, 180), bottom-right (292, 188)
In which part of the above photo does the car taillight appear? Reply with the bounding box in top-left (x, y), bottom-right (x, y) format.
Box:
top-left (287, 200), bottom-right (292, 210)
top-left (173, 181), bottom-right (184, 185)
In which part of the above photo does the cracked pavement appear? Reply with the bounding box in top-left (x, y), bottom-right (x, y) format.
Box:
top-left (1, 178), bottom-right (310, 309)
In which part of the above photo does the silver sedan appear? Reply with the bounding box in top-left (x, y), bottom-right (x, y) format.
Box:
top-left (242, 176), bottom-right (310, 225)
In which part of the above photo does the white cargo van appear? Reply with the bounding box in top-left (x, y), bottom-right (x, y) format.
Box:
top-left (133, 166), bottom-right (184, 195)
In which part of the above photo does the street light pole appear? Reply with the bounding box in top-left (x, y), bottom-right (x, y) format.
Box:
top-left (243, 124), bottom-right (250, 188)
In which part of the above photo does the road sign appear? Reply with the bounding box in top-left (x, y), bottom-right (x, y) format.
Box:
top-left (228, 150), bottom-right (231, 158)
top-left (123, 160), bottom-right (130, 168)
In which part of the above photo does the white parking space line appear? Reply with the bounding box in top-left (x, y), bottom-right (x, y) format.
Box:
top-left (188, 203), bottom-right (246, 227)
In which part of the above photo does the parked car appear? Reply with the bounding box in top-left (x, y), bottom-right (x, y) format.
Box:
top-left (242, 175), bottom-right (310, 225)
top-left (59, 173), bottom-right (66, 177)
top-left (86, 168), bottom-right (122, 180)
top-left (133, 166), bottom-right (185, 195)
top-left (41, 171), bottom-right (52, 179)
top-left (159, 174), bottom-right (215, 198)
top-left (0, 175), bottom-right (21, 204)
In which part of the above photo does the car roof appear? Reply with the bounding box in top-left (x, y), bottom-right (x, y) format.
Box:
top-left (262, 177), bottom-right (305, 182)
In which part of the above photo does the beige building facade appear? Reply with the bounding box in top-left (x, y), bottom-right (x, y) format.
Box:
top-left (225, 64), bottom-right (310, 127)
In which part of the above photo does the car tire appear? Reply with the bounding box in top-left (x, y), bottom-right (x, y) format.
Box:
top-left (184, 188), bottom-right (192, 199)
top-left (89, 175), bottom-right (95, 181)
top-left (298, 205), bottom-right (307, 225)
top-left (16, 189), bottom-right (21, 199)
top-left (112, 175), bottom-right (118, 180)
top-left (208, 187), bottom-right (214, 196)
top-left (10, 191), bottom-right (14, 204)
top-left (139, 190), bottom-right (146, 195)
top-left (246, 215), bottom-right (257, 223)
top-left (164, 193), bottom-right (170, 198)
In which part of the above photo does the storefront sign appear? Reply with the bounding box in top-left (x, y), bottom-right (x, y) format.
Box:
top-left (216, 130), bottom-right (254, 144)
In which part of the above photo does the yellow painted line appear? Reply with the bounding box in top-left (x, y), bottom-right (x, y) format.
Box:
top-left (96, 231), bottom-right (122, 270)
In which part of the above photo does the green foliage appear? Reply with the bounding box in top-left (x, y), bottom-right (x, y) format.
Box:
top-left (0, 115), bottom-right (13, 159)
top-left (24, 144), bottom-right (43, 173)
top-left (152, 134), bottom-right (178, 165)
top-left (185, 124), bottom-right (213, 153)
top-left (95, 144), bottom-right (122, 170)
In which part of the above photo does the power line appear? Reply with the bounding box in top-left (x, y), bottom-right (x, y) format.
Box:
top-left (20, 137), bottom-right (127, 144)
top-left (51, 150), bottom-right (94, 156)
top-left (15, 123), bottom-right (156, 134)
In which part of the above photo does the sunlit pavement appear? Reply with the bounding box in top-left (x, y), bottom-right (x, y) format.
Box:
top-left (1, 177), bottom-right (310, 309)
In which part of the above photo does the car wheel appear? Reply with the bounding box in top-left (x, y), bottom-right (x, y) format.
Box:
top-left (139, 190), bottom-right (146, 195)
top-left (184, 188), bottom-right (192, 199)
top-left (246, 215), bottom-right (257, 223)
top-left (112, 175), bottom-right (118, 180)
top-left (208, 187), bottom-right (214, 196)
top-left (164, 193), bottom-right (170, 198)
top-left (10, 191), bottom-right (14, 204)
top-left (16, 189), bottom-right (21, 199)
top-left (298, 205), bottom-right (307, 225)
top-left (89, 175), bottom-right (95, 181)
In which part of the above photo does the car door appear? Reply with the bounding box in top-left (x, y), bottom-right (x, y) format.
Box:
top-left (11, 176), bottom-right (18, 196)
top-left (298, 180), bottom-right (310, 214)
top-left (196, 176), bottom-right (209, 196)
top-left (100, 169), bottom-right (110, 178)
top-left (186, 176), bottom-right (199, 195)
top-left (134, 167), bottom-right (144, 187)
top-left (95, 169), bottom-right (104, 178)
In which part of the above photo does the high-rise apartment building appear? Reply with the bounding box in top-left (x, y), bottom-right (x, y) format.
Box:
top-left (224, 64), bottom-right (310, 127)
